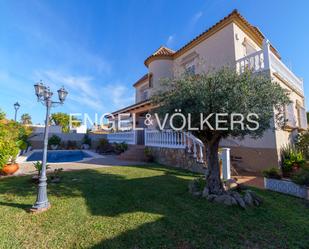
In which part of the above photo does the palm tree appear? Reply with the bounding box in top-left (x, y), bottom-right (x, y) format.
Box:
top-left (21, 113), bottom-right (32, 125)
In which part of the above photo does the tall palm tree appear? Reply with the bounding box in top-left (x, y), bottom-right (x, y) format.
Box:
top-left (21, 113), bottom-right (32, 125)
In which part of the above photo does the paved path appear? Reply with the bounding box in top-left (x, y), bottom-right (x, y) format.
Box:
top-left (12, 155), bottom-right (148, 177)
top-left (234, 174), bottom-right (264, 189)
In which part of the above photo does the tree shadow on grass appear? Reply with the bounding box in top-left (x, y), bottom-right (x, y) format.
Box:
top-left (1, 165), bottom-right (309, 248)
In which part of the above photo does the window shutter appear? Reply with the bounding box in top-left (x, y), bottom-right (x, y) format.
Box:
top-left (285, 103), bottom-right (296, 128)
top-left (299, 107), bottom-right (308, 130)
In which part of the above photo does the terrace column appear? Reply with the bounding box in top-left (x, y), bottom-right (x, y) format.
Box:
top-left (263, 39), bottom-right (271, 70)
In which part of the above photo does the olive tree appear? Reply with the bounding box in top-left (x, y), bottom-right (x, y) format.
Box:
top-left (152, 68), bottom-right (290, 195)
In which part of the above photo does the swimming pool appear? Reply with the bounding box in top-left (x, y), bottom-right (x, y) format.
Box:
top-left (26, 150), bottom-right (92, 163)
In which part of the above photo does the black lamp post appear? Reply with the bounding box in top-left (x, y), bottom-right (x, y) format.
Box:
top-left (31, 81), bottom-right (68, 212)
top-left (13, 102), bottom-right (20, 121)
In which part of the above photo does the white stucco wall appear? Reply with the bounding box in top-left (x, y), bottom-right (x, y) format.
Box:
top-left (174, 23), bottom-right (236, 74)
top-left (135, 80), bottom-right (149, 103)
top-left (148, 59), bottom-right (174, 92)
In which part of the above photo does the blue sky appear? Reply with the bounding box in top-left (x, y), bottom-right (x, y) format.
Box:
top-left (0, 0), bottom-right (308, 124)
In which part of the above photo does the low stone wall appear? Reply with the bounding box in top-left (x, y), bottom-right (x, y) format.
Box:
top-left (29, 133), bottom-right (107, 150)
top-left (264, 177), bottom-right (309, 200)
top-left (149, 147), bottom-right (207, 174)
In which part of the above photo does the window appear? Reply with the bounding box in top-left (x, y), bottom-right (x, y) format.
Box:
top-left (284, 103), bottom-right (296, 128)
top-left (185, 61), bottom-right (195, 75)
top-left (297, 105), bottom-right (308, 130)
top-left (141, 90), bottom-right (148, 101)
top-left (149, 73), bottom-right (153, 88)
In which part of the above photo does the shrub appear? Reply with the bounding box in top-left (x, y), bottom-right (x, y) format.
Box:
top-left (280, 144), bottom-right (305, 176)
top-left (33, 161), bottom-right (50, 176)
top-left (113, 142), bottom-right (128, 154)
top-left (0, 119), bottom-right (29, 169)
top-left (96, 138), bottom-right (114, 154)
top-left (48, 135), bottom-right (61, 146)
top-left (82, 134), bottom-right (91, 146)
top-left (291, 168), bottom-right (309, 187)
top-left (262, 167), bottom-right (282, 179)
top-left (295, 132), bottom-right (309, 160)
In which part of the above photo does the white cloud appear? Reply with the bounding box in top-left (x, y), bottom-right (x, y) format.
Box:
top-left (33, 70), bottom-right (135, 113)
top-left (166, 35), bottom-right (175, 47)
top-left (34, 70), bottom-right (103, 110)
top-left (192, 11), bottom-right (203, 24)
top-left (102, 84), bottom-right (135, 110)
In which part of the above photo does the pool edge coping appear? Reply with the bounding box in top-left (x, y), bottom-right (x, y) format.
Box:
top-left (17, 149), bottom-right (105, 164)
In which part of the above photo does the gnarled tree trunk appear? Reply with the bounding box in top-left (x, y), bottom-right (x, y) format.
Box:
top-left (204, 138), bottom-right (225, 195)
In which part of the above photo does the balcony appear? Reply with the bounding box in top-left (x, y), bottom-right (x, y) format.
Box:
top-left (236, 40), bottom-right (304, 94)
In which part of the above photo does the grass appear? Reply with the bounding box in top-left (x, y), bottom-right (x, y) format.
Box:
top-left (0, 165), bottom-right (309, 249)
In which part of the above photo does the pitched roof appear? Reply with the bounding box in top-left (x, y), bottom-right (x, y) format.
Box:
top-left (133, 73), bottom-right (148, 87)
top-left (144, 46), bottom-right (175, 66)
top-left (144, 9), bottom-right (280, 67)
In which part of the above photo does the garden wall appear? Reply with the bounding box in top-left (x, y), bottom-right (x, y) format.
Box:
top-left (264, 178), bottom-right (309, 200)
top-left (29, 133), bottom-right (107, 149)
top-left (149, 147), bottom-right (207, 174)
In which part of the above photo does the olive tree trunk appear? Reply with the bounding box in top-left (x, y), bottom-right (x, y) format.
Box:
top-left (204, 138), bottom-right (225, 195)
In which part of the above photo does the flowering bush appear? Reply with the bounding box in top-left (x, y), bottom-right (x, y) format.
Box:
top-left (0, 119), bottom-right (31, 169)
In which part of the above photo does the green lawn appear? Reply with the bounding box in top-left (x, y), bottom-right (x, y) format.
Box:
top-left (0, 165), bottom-right (309, 249)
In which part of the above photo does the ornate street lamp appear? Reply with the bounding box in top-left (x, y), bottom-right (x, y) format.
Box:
top-left (31, 81), bottom-right (68, 213)
top-left (13, 102), bottom-right (20, 121)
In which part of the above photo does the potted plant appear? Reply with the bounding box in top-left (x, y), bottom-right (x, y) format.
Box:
top-left (281, 144), bottom-right (306, 177)
top-left (0, 139), bottom-right (20, 175)
top-left (48, 135), bottom-right (61, 150)
top-left (81, 134), bottom-right (91, 149)
top-left (0, 113), bottom-right (31, 175)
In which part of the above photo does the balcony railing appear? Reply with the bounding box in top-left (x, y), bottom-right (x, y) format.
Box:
top-left (236, 39), bottom-right (304, 93)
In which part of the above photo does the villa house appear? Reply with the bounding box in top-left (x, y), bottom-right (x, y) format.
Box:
top-left (108, 10), bottom-right (307, 172)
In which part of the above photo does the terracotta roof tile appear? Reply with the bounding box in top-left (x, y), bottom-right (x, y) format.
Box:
top-left (174, 9), bottom-right (280, 59)
top-left (144, 9), bottom-right (280, 67)
top-left (144, 46), bottom-right (175, 66)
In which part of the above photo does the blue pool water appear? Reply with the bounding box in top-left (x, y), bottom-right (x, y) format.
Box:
top-left (26, 150), bottom-right (92, 163)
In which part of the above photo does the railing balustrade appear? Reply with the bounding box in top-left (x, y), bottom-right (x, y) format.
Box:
top-left (145, 129), bottom-right (231, 180)
top-left (236, 39), bottom-right (304, 93)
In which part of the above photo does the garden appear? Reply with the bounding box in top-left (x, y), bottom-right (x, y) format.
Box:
top-left (1, 165), bottom-right (309, 249)
top-left (263, 132), bottom-right (309, 199)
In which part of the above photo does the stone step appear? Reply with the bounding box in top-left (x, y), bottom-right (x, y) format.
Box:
top-left (118, 145), bottom-right (147, 161)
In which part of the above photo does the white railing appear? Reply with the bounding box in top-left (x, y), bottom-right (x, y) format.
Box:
top-left (236, 39), bottom-right (304, 93)
top-left (185, 132), bottom-right (205, 163)
top-left (145, 129), bottom-right (231, 179)
top-left (145, 129), bottom-right (186, 149)
top-left (236, 50), bottom-right (264, 74)
top-left (107, 131), bottom-right (136, 144)
top-left (270, 52), bottom-right (304, 93)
